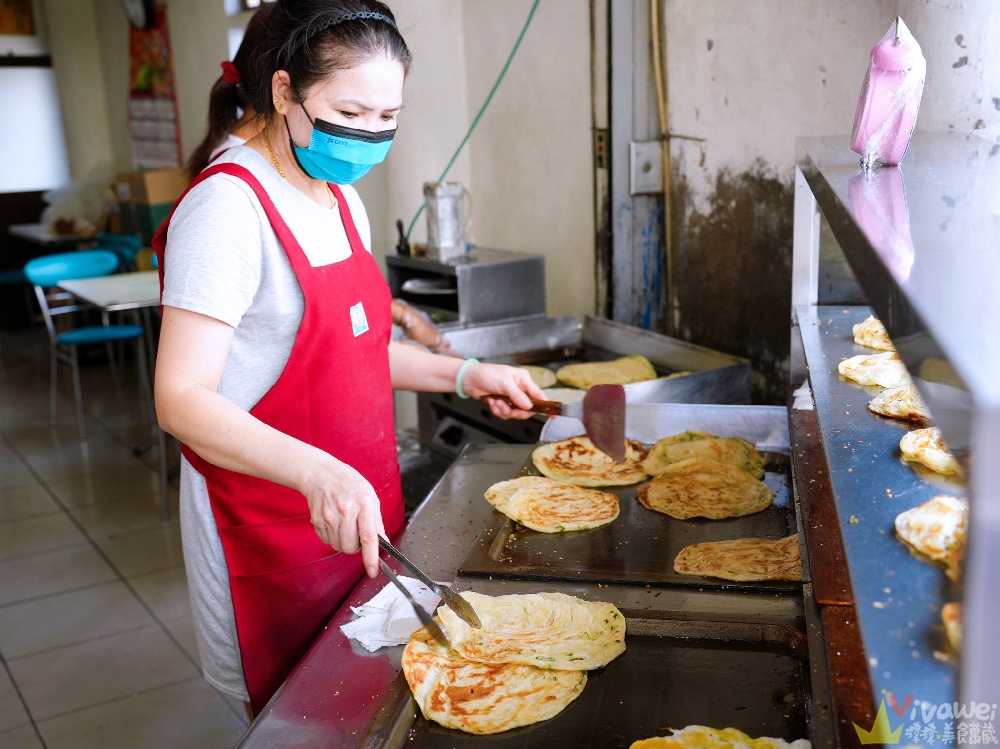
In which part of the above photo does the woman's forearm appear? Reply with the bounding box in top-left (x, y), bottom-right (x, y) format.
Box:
top-left (389, 340), bottom-right (464, 391)
top-left (156, 382), bottom-right (334, 492)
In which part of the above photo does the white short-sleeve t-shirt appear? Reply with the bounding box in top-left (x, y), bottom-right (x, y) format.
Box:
top-left (162, 145), bottom-right (372, 701)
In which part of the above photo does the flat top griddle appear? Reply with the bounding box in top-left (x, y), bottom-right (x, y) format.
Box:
top-left (397, 617), bottom-right (810, 749)
top-left (459, 454), bottom-right (799, 593)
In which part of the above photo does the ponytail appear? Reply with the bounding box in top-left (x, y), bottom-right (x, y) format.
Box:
top-left (187, 4), bottom-right (275, 177)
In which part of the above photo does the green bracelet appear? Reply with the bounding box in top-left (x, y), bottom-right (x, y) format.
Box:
top-left (456, 357), bottom-right (480, 399)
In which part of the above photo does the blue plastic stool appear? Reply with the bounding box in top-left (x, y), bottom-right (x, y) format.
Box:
top-left (25, 250), bottom-right (151, 445)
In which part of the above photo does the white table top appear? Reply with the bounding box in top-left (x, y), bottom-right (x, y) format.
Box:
top-left (8, 223), bottom-right (98, 246)
top-left (58, 271), bottom-right (160, 311)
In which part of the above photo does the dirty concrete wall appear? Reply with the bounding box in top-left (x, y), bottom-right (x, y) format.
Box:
top-left (663, 0), bottom-right (899, 402)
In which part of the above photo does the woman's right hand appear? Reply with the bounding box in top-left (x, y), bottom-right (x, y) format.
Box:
top-left (299, 456), bottom-right (386, 578)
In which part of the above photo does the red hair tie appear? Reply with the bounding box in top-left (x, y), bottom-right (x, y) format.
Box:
top-left (220, 61), bottom-right (241, 85)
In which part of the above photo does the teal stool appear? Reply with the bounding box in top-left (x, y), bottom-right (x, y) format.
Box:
top-left (25, 250), bottom-right (152, 445)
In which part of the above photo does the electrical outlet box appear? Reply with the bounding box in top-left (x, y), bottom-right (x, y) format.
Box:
top-left (630, 140), bottom-right (663, 195)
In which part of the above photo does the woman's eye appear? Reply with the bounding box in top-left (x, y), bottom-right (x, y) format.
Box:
top-left (340, 111), bottom-right (359, 118)
top-left (381, 114), bottom-right (396, 122)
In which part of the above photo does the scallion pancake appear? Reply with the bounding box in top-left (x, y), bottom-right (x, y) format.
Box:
top-left (673, 535), bottom-right (801, 582)
top-left (532, 436), bottom-right (648, 487)
top-left (519, 365), bottom-right (557, 389)
top-left (437, 592), bottom-right (626, 671)
top-left (642, 431), bottom-right (765, 479)
top-left (555, 355), bottom-right (657, 389)
top-left (637, 459), bottom-right (773, 520)
top-left (631, 725), bottom-right (811, 749)
top-left (402, 627), bottom-right (587, 735)
top-left (485, 476), bottom-right (619, 533)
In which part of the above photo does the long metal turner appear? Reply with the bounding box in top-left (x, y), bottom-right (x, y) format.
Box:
top-left (378, 560), bottom-right (450, 648)
top-left (378, 536), bottom-right (482, 628)
top-left (488, 383), bottom-right (627, 462)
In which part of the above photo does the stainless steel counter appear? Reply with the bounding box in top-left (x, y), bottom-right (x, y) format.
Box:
top-left (236, 444), bottom-right (813, 748)
top-left (796, 305), bottom-right (962, 716)
top-left (794, 133), bottom-right (1000, 708)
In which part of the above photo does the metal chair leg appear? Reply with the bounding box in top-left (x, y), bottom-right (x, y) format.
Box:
top-left (105, 341), bottom-right (125, 411)
top-left (135, 334), bottom-right (168, 521)
top-left (69, 346), bottom-right (87, 444)
top-left (49, 343), bottom-right (58, 428)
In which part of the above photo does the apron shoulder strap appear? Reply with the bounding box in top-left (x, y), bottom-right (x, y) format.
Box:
top-left (152, 162), bottom-right (305, 302)
top-left (329, 184), bottom-right (366, 256)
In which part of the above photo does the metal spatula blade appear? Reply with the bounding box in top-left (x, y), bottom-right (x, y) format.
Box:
top-left (378, 560), bottom-right (450, 648)
top-left (581, 384), bottom-right (627, 463)
top-left (485, 384), bottom-right (628, 463)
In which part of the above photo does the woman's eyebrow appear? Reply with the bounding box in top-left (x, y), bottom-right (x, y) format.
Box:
top-left (335, 98), bottom-right (403, 111)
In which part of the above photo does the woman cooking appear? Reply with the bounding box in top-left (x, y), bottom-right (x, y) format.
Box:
top-left (153, 0), bottom-right (543, 716)
top-left (188, 1), bottom-right (453, 354)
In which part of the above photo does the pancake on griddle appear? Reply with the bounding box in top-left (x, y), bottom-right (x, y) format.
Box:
top-left (642, 430), bottom-right (766, 479)
top-left (853, 315), bottom-right (895, 351)
top-left (532, 436), bottom-right (648, 487)
top-left (540, 387), bottom-right (586, 404)
top-left (895, 495), bottom-right (967, 582)
top-left (402, 626), bottom-right (587, 735)
top-left (631, 725), bottom-right (811, 749)
top-left (555, 354), bottom-right (657, 389)
top-left (868, 383), bottom-right (930, 422)
top-left (942, 602), bottom-right (962, 653)
top-left (637, 459), bottom-right (773, 520)
top-left (838, 351), bottom-right (910, 388)
top-left (437, 592), bottom-right (626, 671)
top-left (900, 427), bottom-right (962, 476)
top-left (673, 535), bottom-right (801, 582)
top-left (519, 365), bottom-right (557, 389)
top-left (485, 476), bottom-right (619, 533)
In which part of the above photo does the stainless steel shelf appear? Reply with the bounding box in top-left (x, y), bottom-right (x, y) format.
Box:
top-left (794, 132), bottom-right (1000, 710)
top-left (796, 305), bottom-right (963, 710)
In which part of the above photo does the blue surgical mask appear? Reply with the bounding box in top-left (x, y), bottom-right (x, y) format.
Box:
top-left (286, 104), bottom-right (394, 184)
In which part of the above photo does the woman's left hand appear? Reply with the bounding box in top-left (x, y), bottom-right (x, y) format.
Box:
top-left (460, 363), bottom-right (546, 419)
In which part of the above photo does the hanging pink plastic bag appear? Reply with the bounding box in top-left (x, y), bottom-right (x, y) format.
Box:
top-left (851, 17), bottom-right (926, 168)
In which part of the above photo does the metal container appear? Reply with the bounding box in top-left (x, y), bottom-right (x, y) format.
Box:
top-left (386, 249), bottom-right (545, 328)
top-left (423, 181), bottom-right (471, 262)
top-left (419, 316), bottom-right (752, 457)
top-left (360, 616), bottom-right (812, 749)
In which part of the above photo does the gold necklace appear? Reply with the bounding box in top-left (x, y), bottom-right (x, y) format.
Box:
top-left (262, 126), bottom-right (337, 209)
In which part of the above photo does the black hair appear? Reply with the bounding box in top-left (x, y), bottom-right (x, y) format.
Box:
top-left (242, 0), bottom-right (411, 121)
top-left (188, 4), bottom-right (275, 177)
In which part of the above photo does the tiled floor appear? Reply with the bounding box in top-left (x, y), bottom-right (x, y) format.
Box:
top-left (0, 331), bottom-right (247, 748)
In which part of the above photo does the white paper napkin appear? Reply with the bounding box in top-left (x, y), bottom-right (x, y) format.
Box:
top-left (340, 576), bottom-right (443, 652)
top-left (792, 382), bottom-right (814, 411)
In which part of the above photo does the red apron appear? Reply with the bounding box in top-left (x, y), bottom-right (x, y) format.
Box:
top-left (153, 163), bottom-right (405, 711)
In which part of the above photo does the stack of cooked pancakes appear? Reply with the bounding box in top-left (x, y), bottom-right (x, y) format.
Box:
top-left (853, 315), bottom-right (895, 351)
top-left (637, 459), bottom-right (773, 520)
top-left (642, 431), bottom-right (765, 479)
top-left (900, 427), bottom-right (962, 476)
top-left (485, 476), bottom-right (619, 532)
top-left (631, 725), bottom-right (811, 749)
top-left (895, 495), bottom-right (968, 582)
top-left (402, 592), bottom-right (625, 734)
top-left (673, 535), bottom-right (801, 582)
top-left (533, 436), bottom-right (648, 487)
top-left (555, 355), bottom-right (657, 389)
top-left (838, 351), bottom-right (909, 388)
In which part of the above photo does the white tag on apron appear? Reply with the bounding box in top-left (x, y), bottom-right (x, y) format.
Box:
top-left (350, 302), bottom-right (369, 337)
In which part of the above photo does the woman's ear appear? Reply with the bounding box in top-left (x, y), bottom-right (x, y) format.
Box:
top-left (271, 70), bottom-right (294, 113)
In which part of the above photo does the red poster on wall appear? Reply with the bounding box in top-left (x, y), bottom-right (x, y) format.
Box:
top-left (128, 3), bottom-right (182, 169)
